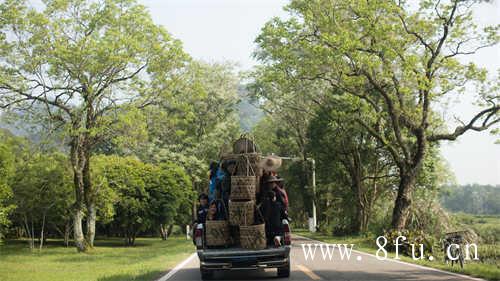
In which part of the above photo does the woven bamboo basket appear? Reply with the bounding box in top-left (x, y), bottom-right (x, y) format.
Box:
top-left (230, 225), bottom-right (240, 246)
top-left (205, 220), bottom-right (231, 246)
top-left (233, 136), bottom-right (258, 154)
top-left (235, 153), bottom-right (261, 176)
top-left (240, 223), bottom-right (267, 250)
top-left (229, 200), bottom-right (254, 226)
top-left (230, 176), bottom-right (256, 201)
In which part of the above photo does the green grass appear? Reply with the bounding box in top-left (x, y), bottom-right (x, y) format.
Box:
top-left (453, 213), bottom-right (500, 245)
top-left (295, 230), bottom-right (500, 281)
top-left (0, 236), bottom-right (195, 281)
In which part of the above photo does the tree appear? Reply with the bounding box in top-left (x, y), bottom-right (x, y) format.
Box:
top-left (10, 152), bottom-right (73, 250)
top-left (0, 0), bottom-right (187, 251)
top-left (141, 61), bottom-right (240, 185)
top-left (253, 0), bottom-right (499, 229)
top-left (308, 98), bottom-right (396, 233)
top-left (249, 74), bottom-right (322, 222)
top-left (0, 138), bottom-right (15, 240)
top-left (93, 156), bottom-right (149, 246)
top-left (92, 155), bottom-right (192, 245)
top-left (147, 162), bottom-right (193, 240)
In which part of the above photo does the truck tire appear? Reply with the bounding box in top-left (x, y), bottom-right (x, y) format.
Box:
top-left (200, 268), bottom-right (214, 280)
top-left (277, 262), bottom-right (290, 278)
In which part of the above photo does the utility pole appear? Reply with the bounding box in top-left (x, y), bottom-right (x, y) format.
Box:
top-left (311, 158), bottom-right (317, 232)
top-left (276, 155), bottom-right (317, 232)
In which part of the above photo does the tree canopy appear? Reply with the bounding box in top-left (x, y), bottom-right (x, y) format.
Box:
top-left (252, 0), bottom-right (499, 229)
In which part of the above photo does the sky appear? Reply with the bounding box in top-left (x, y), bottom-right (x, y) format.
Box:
top-left (28, 0), bottom-right (500, 185)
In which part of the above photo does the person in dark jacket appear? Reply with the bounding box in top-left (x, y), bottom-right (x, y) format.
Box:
top-left (215, 159), bottom-right (236, 209)
top-left (195, 193), bottom-right (209, 224)
top-left (260, 190), bottom-right (286, 247)
top-left (265, 176), bottom-right (287, 208)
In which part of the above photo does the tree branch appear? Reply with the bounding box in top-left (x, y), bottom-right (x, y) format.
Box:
top-left (428, 105), bottom-right (500, 141)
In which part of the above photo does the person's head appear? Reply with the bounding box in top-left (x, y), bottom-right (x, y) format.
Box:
top-left (222, 159), bottom-right (237, 174)
top-left (208, 202), bottom-right (217, 216)
top-left (209, 162), bottom-right (218, 177)
top-left (198, 193), bottom-right (209, 206)
top-left (267, 191), bottom-right (277, 202)
top-left (266, 176), bottom-right (283, 189)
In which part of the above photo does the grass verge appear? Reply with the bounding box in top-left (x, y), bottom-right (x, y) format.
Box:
top-left (0, 236), bottom-right (194, 281)
top-left (295, 231), bottom-right (499, 281)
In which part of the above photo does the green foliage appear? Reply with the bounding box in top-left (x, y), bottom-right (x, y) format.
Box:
top-left (0, 142), bottom-right (15, 239)
top-left (0, 0), bottom-right (190, 250)
top-left (92, 155), bottom-right (192, 245)
top-left (252, 0), bottom-right (499, 229)
top-left (139, 61), bottom-right (241, 186)
top-left (9, 150), bottom-right (73, 248)
top-left (452, 213), bottom-right (500, 245)
top-left (442, 185), bottom-right (500, 215)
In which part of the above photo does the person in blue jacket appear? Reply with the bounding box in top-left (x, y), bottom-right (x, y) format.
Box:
top-left (208, 162), bottom-right (219, 202)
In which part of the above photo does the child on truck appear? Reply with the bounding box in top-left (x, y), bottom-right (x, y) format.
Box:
top-left (196, 193), bottom-right (209, 224)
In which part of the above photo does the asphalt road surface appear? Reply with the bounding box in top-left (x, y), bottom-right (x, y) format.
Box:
top-left (158, 235), bottom-right (484, 281)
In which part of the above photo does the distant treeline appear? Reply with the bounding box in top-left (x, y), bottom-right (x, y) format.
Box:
top-left (441, 184), bottom-right (500, 215)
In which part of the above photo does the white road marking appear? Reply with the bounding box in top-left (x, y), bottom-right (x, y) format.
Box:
top-left (295, 235), bottom-right (485, 281)
top-left (156, 253), bottom-right (197, 281)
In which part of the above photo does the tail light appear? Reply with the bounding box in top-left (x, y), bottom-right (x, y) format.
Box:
top-left (195, 224), bottom-right (203, 248)
top-left (283, 220), bottom-right (291, 245)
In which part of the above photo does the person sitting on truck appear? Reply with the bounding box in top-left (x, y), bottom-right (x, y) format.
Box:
top-left (260, 190), bottom-right (286, 247)
top-left (215, 159), bottom-right (236, 208)
top-left (196, 193), bottom-right (209, 224)
top-left (265, 176), bottom-right (287, 208)
top-left (207, 201), bottom-right (218, 221)
top-left (208, 162), bottom-right (219, 202)
top-left (275, 177), bottom-right (289, 211)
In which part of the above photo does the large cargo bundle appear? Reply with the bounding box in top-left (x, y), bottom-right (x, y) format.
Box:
top-left (205, 220), bottom-right (231, 246)
top-left (230, 176), bottom-right (257, 201)
top-left (228, 200), bottom-right (255, 226)
top-left (206, 135), bottom-right (270, 249)
top-left (240, 223), bottom-right (266, 250)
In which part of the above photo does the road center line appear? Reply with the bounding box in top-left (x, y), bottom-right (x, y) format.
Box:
top-left (297, 264), bottom-right (322, 280)
top-left (156, 252), bottom-right (197, 281)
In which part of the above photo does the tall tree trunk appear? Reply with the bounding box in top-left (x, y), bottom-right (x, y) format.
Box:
top-left (71, 135), bottom-right (89, 252)
top-left (64, 221), bottom-right (71, 247)
top-left (39, 212), bottom-right (46, 251)
top-left (159, 224), bottom-right (167, 240)
top-left (351, 203), bottom-right (362, 234)
top-left (23, 214), bottom-right (34, 250)
top-left (391, 170), bottom-right (417, 230)
top-left (86, 202), bottom-right (96, 247)
top-left (73, 206), bottom-right (86, 252)
top-left (72, 166), bottom-right (87, 252)
top-left (83, 145), bottom-right (96, 248)
top-left (167, 224), bottom-right (174, 237)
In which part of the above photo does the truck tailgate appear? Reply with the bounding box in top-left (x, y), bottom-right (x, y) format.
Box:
top-left (198, 246), bottom-right (291, 270)
top-left (198, 246), bottom-right (289, 260)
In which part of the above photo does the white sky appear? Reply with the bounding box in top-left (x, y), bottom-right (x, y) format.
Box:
top-left (28, 0), bottom-right (500, 185)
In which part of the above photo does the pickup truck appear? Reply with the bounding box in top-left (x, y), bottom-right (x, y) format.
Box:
top-left (194, 219), bottom-right (292, 280)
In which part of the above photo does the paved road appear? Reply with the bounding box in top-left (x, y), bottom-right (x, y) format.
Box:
top-left (159, 235), bottom-right (483, 281)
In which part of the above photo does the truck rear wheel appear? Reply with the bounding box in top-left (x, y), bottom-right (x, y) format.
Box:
top-left (277, 261), bottom-right (290, 278)
top-left (200, 268), bottom-right (214, 280)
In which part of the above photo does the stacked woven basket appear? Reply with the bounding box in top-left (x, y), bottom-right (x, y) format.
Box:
top-left (205, 136), bottom-right (267, 250)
